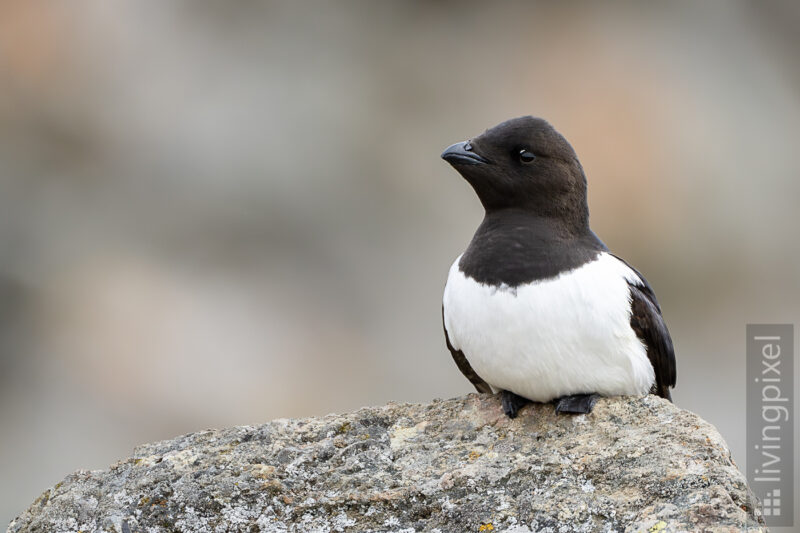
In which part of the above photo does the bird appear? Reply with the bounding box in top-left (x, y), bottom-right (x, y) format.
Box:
top-left (441, 116), bottom-right (676, 418)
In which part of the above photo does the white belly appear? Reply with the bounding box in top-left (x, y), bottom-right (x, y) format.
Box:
top-left (443, 252), bottom-right (654, 402)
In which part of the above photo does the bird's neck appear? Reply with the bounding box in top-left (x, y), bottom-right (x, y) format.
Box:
top-left (481, 208), bottom-right (590, 239)
top-left (458, 209), bottom-right (605, 287)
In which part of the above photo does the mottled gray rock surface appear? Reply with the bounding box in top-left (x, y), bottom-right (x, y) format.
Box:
top-left (8, 394), bottom-right (764, 533)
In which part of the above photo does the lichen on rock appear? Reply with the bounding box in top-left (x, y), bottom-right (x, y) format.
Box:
top-left (7, 394), bottom-right (765, 532)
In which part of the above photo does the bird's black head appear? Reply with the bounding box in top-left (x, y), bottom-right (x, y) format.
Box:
top-left (442, 116), bottom-right (589, 230)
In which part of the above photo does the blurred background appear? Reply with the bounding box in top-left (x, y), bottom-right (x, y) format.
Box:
top-left (2, 0), bottom-right (800, 529)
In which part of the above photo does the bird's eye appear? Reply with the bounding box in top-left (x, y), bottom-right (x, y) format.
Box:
top-left (518, 149), bottom-right (536, 163)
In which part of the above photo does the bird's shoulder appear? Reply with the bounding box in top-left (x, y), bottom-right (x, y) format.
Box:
top-left (605, 252), bottom-right (662, 312)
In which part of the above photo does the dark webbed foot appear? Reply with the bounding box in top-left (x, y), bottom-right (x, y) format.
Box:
top-left (554, 393), bottom-right (599, 414)
top-left (501, 390), bottom-right (531, 419)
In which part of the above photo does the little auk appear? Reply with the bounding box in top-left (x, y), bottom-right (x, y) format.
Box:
top-left (441, 116), bottom-right (676, 418)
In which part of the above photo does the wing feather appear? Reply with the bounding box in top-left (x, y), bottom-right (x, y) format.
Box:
top-left (610, 254), bottom-right (676, 400)
top-left (442, 305), bottom-right (492, 394)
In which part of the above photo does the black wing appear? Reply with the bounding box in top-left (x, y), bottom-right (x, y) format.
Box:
top-left (611, 254), bottom-right (677, 401)
top-left (442, 306), bottom-right (492, 394)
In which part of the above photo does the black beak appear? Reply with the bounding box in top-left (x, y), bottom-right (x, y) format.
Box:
top-left (441, 141), bottom-right (489, 166)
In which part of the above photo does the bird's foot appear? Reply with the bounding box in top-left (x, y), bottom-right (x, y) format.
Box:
top-left (501, 390), bottom-right (531, 419)
top-left (554, 393), bottom-right (599, 414)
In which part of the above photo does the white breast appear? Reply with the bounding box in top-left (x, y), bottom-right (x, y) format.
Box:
top-left (443, 252), bottom-right (654, 402)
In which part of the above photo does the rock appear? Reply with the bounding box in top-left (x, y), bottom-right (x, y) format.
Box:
top-left (7, 394), bottom-right (764, 533)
